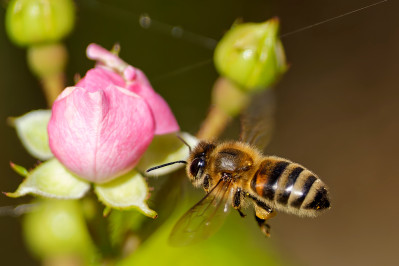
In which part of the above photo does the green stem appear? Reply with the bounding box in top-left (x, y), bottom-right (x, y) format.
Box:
top-left (196, 105), bottom-right (231, 140)
top-left (27, 43), bottom-right (68, 107)
top-left (197, 77), bottom-right (250, 140)
top-left (41, 73), bottom-right (65, 106)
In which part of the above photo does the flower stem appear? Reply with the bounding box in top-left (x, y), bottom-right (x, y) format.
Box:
top-left (196, 77), bottom-right (250, 140)
top-left (27, 43), bottom-right (68, 107)
top-left (196, 105), bottom-right (231, 140)
top-left (43, 255), bottom-right (83, 266)
top-left (41, 73), bottom-right (65, 106)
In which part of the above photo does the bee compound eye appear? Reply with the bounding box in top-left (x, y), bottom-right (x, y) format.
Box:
top-left (190, 157), bottom-right (205, 178)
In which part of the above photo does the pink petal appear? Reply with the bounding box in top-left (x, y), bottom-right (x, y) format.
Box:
top-left (123, 66), bottom-right (137, 81)
top-left (86, 43), bottom-right (128, 72)
top-left (48, 85), bottom-right (155, 183)
top-left (76, 68), bottom-right (125, 92)
top-left (127, 69), bottom-right (179, 135)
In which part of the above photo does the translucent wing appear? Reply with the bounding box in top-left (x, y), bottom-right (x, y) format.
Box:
top-left (169, 179), bottom-right (233, 246)
top-left (240, 89), bottom-right (276, 151)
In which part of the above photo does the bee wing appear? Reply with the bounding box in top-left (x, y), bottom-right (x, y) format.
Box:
top-left (240, 90), bottom-right (276, 151)
top-left (169, 180), bottom-right (233, 246)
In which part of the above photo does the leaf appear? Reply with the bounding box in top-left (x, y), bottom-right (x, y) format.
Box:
top-left (5, 159), bottom-right (90, 199)
top-left (12, 109), bottom-right (53, 160)
top-left (94, 170), bottom-right (157, 218)
top-left (137, 132), bottom-right (198, 176)
top-left (118, 205), bottom-right (283, 266)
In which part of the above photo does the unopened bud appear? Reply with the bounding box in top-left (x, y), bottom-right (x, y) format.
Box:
top-left (5, 0), bottom-right (75, 47)
top-left (23, 199), bottom-right (94, 259)
top-left (214, 18), bottom-right (287, 91)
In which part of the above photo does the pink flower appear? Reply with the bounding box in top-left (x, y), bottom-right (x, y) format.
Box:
top-left (48, 44), bottom-right (179, 183)
top-left (86, 44), bottom-right (179, 135)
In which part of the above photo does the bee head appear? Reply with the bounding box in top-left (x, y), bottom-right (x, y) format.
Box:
top-left (186, 141), bottom-right (215, 184)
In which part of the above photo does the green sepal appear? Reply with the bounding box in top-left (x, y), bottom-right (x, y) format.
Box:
top-left (12, 109), bottom-right (53, 160)
top-left (10, 162), bottom-right (29, 177)
top-left (137, 132), bottom-right (198, 177)
top-left (94, 170), bottom-right (157, 218)
top-left (103, 206), bottom-right (112, 217)
top-left (6, 158), bottom-right (90, 199)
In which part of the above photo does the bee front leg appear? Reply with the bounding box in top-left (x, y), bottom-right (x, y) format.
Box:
top-left (254, 202), bottom-right (276, 238)
top-left (233, 188), bottom-right (246, 217)
top-left (202, 175), bottom-right (211, 193)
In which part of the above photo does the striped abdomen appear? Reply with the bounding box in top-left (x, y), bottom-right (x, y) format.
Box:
top-left (250, 157), bottom-right (330, 217)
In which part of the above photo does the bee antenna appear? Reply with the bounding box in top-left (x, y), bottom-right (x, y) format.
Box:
top-left (146, 160), bottom-right (187, 173)
top-left (176, 135), bottom-right (192, 153)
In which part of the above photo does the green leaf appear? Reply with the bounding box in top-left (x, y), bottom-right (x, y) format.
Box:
top-left (6, 159), bottom-right (90, 199)
top-left (137, 132), bottom-right (198, 176)
top-left (12, 109), bottom-right (53, 160)
top-left (94, 170), bottom-right (157, 218)
top-left (118, 204), bottom-right (284, 266)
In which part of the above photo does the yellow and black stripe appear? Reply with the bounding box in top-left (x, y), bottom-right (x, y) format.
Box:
top-left (277, 166), bottom-right (304, 205)
top-left (250, 157), bottom-right (330, 215)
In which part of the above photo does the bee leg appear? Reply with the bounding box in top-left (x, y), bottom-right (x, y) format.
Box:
top-left (233, 188), bottom-right (246, 217)
top-left (237, 209), bottom-right (246, 218)
top-left (202, 175), bottom-right (211, 193)
top-left (254, 202), bottom-right (276, 237)
top-left (255, 215), bottom-right (271, 237)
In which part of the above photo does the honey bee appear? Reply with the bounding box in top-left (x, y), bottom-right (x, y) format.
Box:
top-left (147, 91), bottom-right (331, 246)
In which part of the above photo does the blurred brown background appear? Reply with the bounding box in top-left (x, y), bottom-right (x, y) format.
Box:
top-left (1, 0), bottom-right (398, 265)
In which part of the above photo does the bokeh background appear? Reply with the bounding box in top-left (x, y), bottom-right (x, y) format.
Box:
top-left (1, 0), bottom-right (398, 265)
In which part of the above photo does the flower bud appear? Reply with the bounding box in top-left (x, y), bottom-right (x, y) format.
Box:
top-left (86, 43), bottom-right (179, 135)
top-left (5, 0), bottom-right (75, 47)
top-left (214, 18), bottom-right (287, 91)
top-left (23, 199), bottom-right (95, 259)
top-left (48, 68), bottom-right (155, 183)
top-left (48, 44), bottom-right (179, 183)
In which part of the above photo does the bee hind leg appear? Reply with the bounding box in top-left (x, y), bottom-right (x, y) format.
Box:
top-left (255, 215), bottom-right (271, 237)
top-left (254, 202), bottom-right (276, 237)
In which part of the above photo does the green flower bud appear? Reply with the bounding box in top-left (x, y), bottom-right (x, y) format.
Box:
top-left (5, 0), bottom-right (75, 47)
top-left (214, 18), bottom-right (288, 91)
top-left (23, 199), bottom-right (95, 259)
